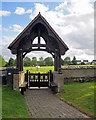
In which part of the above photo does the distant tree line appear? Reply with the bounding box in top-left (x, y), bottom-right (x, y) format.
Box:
top-left (24, 57), bottom-right (53, 66)
top-left (0, 55), bottom-right (54, 67)
top-left (61, 56), bottom-right (77, 65)
top-left (0, 55), bottom-right (93, 67)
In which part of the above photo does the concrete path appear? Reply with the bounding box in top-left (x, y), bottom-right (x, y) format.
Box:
top-left (25, 88), bottom-right (89, 118)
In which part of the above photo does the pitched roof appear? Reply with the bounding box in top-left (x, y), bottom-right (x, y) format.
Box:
top-left (8, 12), bottom-right (68, 50)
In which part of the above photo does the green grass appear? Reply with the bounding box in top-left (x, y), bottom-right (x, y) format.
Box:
top-left (57, 82), bottom-right (96, 117)
top-left (2, 84), bottom-right (29, 118)
top-left (23, 65), bottom-right (96, 73)
top-left (62, 65), bottom-right (96, 68)
top-left (24, 66), bottom-right (54, 73)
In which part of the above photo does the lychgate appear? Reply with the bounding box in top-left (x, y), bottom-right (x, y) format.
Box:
top-left (8, 12), bottom-right (69, 93)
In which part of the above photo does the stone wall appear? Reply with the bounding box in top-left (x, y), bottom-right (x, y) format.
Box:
top-left (61, 66), bottom-right (96, 83)
top-left (53, 71), bottom-right (64, 92)
top-left (53, 66), bottom-right (96, 93)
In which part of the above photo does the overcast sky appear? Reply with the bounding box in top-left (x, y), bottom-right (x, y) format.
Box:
top-left (0, 0), bottom-right (95, 62)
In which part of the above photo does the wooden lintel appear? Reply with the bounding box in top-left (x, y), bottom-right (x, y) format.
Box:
top-left (31, 44), bottom-right (46, 47)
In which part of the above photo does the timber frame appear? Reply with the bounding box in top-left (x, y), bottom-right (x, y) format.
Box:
top-left (8, 12), bottom-right (69, 72)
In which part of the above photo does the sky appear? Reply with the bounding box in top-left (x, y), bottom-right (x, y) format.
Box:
top-left (0, 0), bottom-right (95, 62)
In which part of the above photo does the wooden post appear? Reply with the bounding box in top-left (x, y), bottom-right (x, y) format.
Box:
top-left (16, 51), bottom-right (21, 71)
top-left (54, 51), bottom-right (59, 71)
top-left (49, 70), bottom-right (51, 87)
top-left (16, 51), bottom-right (24, 71)
top-left (38, 72), bottom-right (40, 88)
top-left (29, 72), bottom-right (30, 87)
top-left (50, 70), bottom-right (52, 82)
top-left (20, 53), bottom-right (23, 71)
top-left (25, 70), bottom-right (28, 82)
top-left (58, 53), bottom-right (62, 73)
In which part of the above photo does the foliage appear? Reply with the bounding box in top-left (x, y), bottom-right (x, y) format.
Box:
top-left (0, 55), bottom-right (7, 67)
top-left (72, 56), bottom-right (77, 65)
top-left (32, 57), bottom-right (37, 66)
top-left (63, 57), bottom-right (71, 65)
top-left (24, 57), bottom-right (32, 66)
top-left (44, 57), bottom-right (53, 66)
top-left (2, 84), bottom-right (29, 118)
top-left (61, 58), bottom-right (64, 65)
top-left (38, 57), bottom-right (45, 66)
top-left (57, 82), bottom-right (95, 117)
top-left (5, 57), bottom-right (16, 67)
top-left (81, 62), bottom-right (85, 65)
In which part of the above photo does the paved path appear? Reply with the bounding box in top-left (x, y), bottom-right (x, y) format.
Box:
top-left (25, 88), bottom-right (89, 118)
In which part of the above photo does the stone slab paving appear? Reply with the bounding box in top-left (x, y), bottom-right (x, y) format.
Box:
top-left (24, 88), bottom-right (90, 118)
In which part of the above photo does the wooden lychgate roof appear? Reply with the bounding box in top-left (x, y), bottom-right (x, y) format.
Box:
top-left (8, 12), bottom-right (69, 55)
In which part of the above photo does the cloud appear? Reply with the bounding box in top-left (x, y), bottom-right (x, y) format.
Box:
top-left (63, 47), bottom-right (94, 61)
top-left (1, 45), bottom-right (16, 62)
top-left (30, 2), bottom-right (94, 61)
top-left (2, 1), bottom-right (94, 62)
top-left (15, 7), bottom-right (25, 15)
top-left (9, 24), bottom-right (23, 32)
top-left (26, 51), bottom-right (52, 61)
top-left (26, 9), bottom-right (32, 13)
top-left (68, 0), bottom-right (93, 15)
top-left (0, 25), bottom-right (1, 31)
top-left (0, 10), bottom-right (11, 16)
top-left (14, 7), bottom-right (32, 15)
top-left (33, 3), bottom-right (49, 17)
top-left (1, 36), bottom-right (16, 46)
top-left (1, 35), bottom-right (17, 61)
top-left (0, 25), bottom-right (8, 31)
top-left (55, 1), bottom-right (68, 11)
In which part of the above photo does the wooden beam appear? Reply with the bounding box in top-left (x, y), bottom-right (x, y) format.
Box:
top-left (31, 44), bottom-right (47, 47)
top-left (23, 47), bottom-right (55, 58)
top-left (38, 29), bottom-right (40, 49)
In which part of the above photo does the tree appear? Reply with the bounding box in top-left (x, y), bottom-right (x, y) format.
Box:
top-left (72, 56), bottom-right (77, 65)
top-left (6, 57), bottom-right (16, 67)
top-left (0, 55), bottom-right (7, 67)
top-left (24, 57), bottom-right (32, 66)
top-left (64, 57), bottom-right (71, 65)
top-left (44, 57), bottom-right (53, 66)
top-left (39, 57), bottom-right (45, 66)
top-left (81, 62), bottom-right (85, 65)
top-left (32, 57), bottom-right (37, 66)
top-left (61, 58), bottom-right (64, 65)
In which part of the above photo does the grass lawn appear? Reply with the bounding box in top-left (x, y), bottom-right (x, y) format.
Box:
top-left (62, 65), bottom-right (96, 68)
top-left (57, 82), bottom-right (96, 117)
top-left (24, 66), bottom-right (54, 73)
top-left (23, 65), bottom-right (95, 73)
top-left (2, 84), bottom-right (29, 118)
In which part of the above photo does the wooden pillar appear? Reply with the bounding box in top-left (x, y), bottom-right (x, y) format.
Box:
top-left (16, 51), bottom-right (21, 71)
top-left (58, 53), bottom-right (61, 73)
top-left (20, 53), bottom-right (23, 71)
top-left (16, 51), bottom-right (23, 71)
top-left (54, 52), bottom-right (59, 71)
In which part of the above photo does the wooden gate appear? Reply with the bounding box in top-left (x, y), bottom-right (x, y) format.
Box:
top-left (25, 70), bottom-right (53, 88)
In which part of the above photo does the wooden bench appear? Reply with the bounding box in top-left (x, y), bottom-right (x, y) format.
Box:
top-left (19, 82), bottom-right (28, 95)
top-left (50, 81), bottom-right (57, 93)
